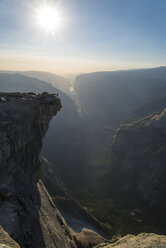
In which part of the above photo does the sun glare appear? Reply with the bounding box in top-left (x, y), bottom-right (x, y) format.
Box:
top-left (36, 5), bottom-right (62, 32)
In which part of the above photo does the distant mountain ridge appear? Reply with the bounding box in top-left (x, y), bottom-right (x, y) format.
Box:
top-left (75, 66), bottom-right (166, 125)
top-left (0, 70), bottom-right (70, 94)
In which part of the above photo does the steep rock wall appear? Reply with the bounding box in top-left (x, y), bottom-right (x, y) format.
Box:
top-left (0, 92), bottom-right (76, 248)
top-left (108, 109), bottom-right (166, 232)
top-left (109, 109), bottom-right (166, 207)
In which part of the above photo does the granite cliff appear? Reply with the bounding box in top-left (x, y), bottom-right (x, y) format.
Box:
top-left (109, 108), bottom-right (166, 232)
top-left (0, 92), bottom-right (76, 248)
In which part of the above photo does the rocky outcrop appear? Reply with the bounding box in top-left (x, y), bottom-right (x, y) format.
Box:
top-left (94, 233), bottom-right (166, 248)
top-left (0, 92), bottom-right (76, 248)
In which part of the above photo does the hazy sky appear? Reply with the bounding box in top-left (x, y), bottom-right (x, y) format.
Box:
top-left (0, 0), bottom-right (166, 75)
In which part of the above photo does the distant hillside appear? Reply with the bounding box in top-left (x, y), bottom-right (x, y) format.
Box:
top-left (75, 67), bottom-right (166, 126)
top-left (21, 71), bottom-right (70, 94)
top-left (0, 72), bottom-right (56, 93)
top-left (0, 70), bottom-right (70, 94)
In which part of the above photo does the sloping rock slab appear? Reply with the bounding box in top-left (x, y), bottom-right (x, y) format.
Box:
top-left (94, 233), bottom-right (166, 248)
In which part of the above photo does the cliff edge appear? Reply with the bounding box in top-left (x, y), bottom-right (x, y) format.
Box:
top-left (0, 92), bottom-right (76, 248)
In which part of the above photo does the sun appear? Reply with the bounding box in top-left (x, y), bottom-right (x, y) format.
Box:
top-left (36, 5), bottom-right (62, 31)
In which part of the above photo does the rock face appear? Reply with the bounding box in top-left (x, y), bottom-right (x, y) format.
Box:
top-left (0, 92), bottom-right (76, 248)
top-left (109, 109), bottom-right (166, 231)
top-left (0, 226), bottom-right (20, 248)
top-left (94, 233), bottom-right (166, 248)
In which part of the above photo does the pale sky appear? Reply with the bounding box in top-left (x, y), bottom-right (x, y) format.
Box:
top-left (0, 0), bottom-right (166, 75)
